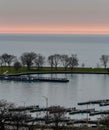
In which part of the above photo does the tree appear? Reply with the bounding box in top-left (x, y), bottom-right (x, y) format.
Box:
top-left (48, 54), bottom-right (61, 70)
top-left (69, 54), bottom-right (79, 69)
top-left (60, 54), bottom-right (70, 70)
top-left (0, 99), bottom-right (15, 130)
top-left (53, 54), bottom-right (61, 70)
top-left (47, 106), bottom-right (68, 130)
top-left (34, 54), bottom-right (45, 70)
top-left (48, 55), bottom-right (54, 70)
top-left (1, 53), bottom-right (8, 66)
top-left (6, 55), bottom-right (16, 67)
top-left (100, 115), bottom-right (109, 128)
top-left (1, 53), bottom-right (16, 66)
top-left (100, 55), bottom-right (109, 68)
top-left (20, 52), bottom-right (36, 70)
top-left (9, 112), bottom-right (31, 130)
top-left (0, 56), bottom-right (4, 67)
top-left (0, 100), bottom-right (33, 130)
top-left (14, 61), bottom-right (22, 71)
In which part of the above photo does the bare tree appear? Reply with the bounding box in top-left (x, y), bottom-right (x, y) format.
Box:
top-left (2, 101), bottom-right (33, 130)
top-left (0, 99), bottom-right (15, 130)
top-left (20, 52), bottom-right (36, 70)
top-left (47, 106), bottom-right (68, 130)
top-left (48, 54), bottom-right (61, 70)
top-left (1, 53), bottom-right (8, 66)
top-left (48, 55), bottom-right (54, 70)
top-left (53, 54), bottom-right (61, 70)
top-left (100, 115), bottom-right (109, 128)
top-left (34, 54), bottom-right (45, 70)
top-left (69, 54), bottom-right (79, 69)
top-left (0, 56), bottom-right (4, 67)
top-left (60, 54), bottom-right (70, 70)
top-left (100, 55), bottom-right (109, 68)
top-left (9, 112), bottom-right (31, 130)
top-left (7, 55), bottom-right (16, 67)
top-left (1, 53), bottom-right (16, 66)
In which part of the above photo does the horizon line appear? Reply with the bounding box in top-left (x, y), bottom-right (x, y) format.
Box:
top-left (0, 32), bottom-right (109, 35)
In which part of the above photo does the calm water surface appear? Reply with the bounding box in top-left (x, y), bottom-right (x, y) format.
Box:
top-left (0, 34), bottom-right (109, 119)
top-left (0, 74), bottom-right (109, 108)
top-left (0, 34), bottom-right (109, 67)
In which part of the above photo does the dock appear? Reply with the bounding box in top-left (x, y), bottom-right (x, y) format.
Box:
top-left (99, 102), bottom-right (109, 106)
top-left (78, 99), bottom-right (109, 105)
top-left (90, 110), bottom-right (109, 116)
top-left (69, 108), bottom-right (95, 115)
top-left (9, 105), bottom-right (39, 112)
top-left (0, 75), bottom-right (69, 83)
top-left (68, 119), bottom-right (98, 125)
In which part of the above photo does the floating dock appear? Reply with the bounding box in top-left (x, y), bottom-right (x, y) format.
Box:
top-left (78, 99), bottom-right (109, 105)
top-left (90, 110), bottom-right (109, 116)
top-left (69, 108), bottom-right (95, 115)
top-left (0, 75), bottom-right (69, 83)
top-left (99, 102), bottom-right (109, 106)
top-left (9, 105), bottom-right (39, 112)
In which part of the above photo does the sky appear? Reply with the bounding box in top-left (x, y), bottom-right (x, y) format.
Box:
top-left (0, 0), bottom-right (109, 34)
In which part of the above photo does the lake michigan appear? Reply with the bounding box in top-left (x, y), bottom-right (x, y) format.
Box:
top-left (0, 34), bottom-right (109, 67)
top-left (0, 34), bottom-right (109, 118)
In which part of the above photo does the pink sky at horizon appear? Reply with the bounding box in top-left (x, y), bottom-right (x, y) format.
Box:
top-left (0, 0), bottom-right (109, 34)
top-left (1, 25), bottom-right (109, 34)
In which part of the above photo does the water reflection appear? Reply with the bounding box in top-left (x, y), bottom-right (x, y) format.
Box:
top-left (0, 74), bottom-right (109, 108)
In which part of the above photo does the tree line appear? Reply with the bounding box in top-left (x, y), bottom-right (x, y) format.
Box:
top-left (0, 52), bottom-right (108, 71)
top-left (0, 52), bottom-right (79, 71)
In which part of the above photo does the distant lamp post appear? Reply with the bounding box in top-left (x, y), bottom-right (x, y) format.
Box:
top-left (42, 96), bottom-right (48, 108)
top-left (42, 96), bottom-right (49, 125)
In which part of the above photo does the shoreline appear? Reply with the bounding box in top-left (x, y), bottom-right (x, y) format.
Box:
top-left (6, 71), bottom-right (109, 76)
top-left (0, 67), bottom-right (109, 76)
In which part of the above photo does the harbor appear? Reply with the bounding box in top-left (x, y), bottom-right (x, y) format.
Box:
top-left (0, 74), bottom-right (109, 130)
top-left (1, 99), bottom-right (109, 130)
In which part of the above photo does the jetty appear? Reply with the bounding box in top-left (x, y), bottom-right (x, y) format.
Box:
top-left (68, 119), bottom-right (98, 125)
top-left (69, 108), bottom-right (95, 115)
top-left (2, 100), bottom-right (109, 130)
top-left (9, 105), bottom-right (39, 112)
top-left (90, 110), bottom-right (109, 116)
top-left (78, 99), bottom-right (109, 105)
top-left (99, 102), bottom-right (109, 106)
top-left (0, 75), bottom-right (69, 83)
top-left (30, 106), bottom-right (75, 113)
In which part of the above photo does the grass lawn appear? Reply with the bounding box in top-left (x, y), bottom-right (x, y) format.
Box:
top-left (0, 66), bottom-right (109, 75)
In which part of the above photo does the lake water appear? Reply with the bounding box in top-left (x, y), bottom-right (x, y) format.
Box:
top-left (0, 34), bottom-right (109, 119)
top-left (0, 34), bottom-right (109, 67)
top-left (0, 74), bottom-right (109, 108)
